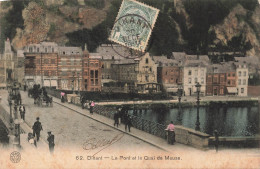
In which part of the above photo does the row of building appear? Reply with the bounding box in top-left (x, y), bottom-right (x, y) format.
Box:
top-left (1, 40), bottom-right (259, 96)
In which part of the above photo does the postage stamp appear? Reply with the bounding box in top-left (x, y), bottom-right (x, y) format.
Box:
top-left (109, 0), bottom-right (159, 52)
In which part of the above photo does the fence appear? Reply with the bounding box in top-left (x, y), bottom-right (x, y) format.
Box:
top-left (93, 105), bottom-right (167, 139)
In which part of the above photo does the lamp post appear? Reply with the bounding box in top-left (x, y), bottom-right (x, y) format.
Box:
top-left (177, 83), bottom-right (183, 124)
top-left (14, 119), bottom-right (21, 148)
top-left (195, 82), bottom-right (201, 131)
top-left (8, 96), bottom-right (13, 123)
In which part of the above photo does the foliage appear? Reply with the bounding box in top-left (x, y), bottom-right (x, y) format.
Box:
top-left (84, 0), bottom-right (105, 9)
top-left (47, 23), bottom-right (56, 38)
top-left (2, 1), bottom-right (25, 42)
top-left (63, 0), bottom-right (78, 6)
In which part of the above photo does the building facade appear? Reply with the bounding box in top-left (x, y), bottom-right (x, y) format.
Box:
top-left (153, 56), bottom-right (183, 93)
top-left (24, 42), bottom-right (59, 88)
top-left (0, 38), bottom-right (17, 88)
top-left (183, 61), bottom-right (207, 96)
top-left (111, 53), bottom-right (160, 93)
top-left (235, 62), bottom-right (248, 96)
top-left (58, 46), bottom-right (83, 91)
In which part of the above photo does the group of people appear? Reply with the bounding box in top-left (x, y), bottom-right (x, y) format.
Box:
top-left (30, 117), bottom-right (55, 154)
top-left (113, 108), bottom-right (132, 132)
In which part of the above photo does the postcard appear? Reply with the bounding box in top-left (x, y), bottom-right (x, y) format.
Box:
top-left (0, 0), bottom-right (259, 168)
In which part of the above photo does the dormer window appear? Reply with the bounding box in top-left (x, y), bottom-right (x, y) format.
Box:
top-left (146, 58), bottom-right (148, 64)
top-left (112, 56), bottom-right (114, 60)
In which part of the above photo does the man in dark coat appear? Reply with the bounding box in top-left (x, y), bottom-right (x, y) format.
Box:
top-left (47, 131), bottom-right (55, 154)
top-left (114, 111), bottom-right (119, 128)
top-left (19, 105), bottom-right (26, 121)
top-left (32, 117), bottom-right (43, 141)
top-left (125, 114), bottom-right (132, 132)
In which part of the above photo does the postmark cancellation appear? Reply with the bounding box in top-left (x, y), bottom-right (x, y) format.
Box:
top-left (109, 0), bottom-right (159, 52)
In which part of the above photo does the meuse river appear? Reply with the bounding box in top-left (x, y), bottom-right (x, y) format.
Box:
top-left (128, 104), bottom-right (259, 137)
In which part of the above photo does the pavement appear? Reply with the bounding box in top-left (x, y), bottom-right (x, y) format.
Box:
top-left (0, 89), bottom-right (259, 169)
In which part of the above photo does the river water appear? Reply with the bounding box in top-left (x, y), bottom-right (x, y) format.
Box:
top-left (129, 104), bottom-right (259, 137)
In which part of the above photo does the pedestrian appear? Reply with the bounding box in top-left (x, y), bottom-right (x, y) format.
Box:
top-left (214, 130), bottom-right (219, 153)
top-left (17, 92), bottom-right (22, 105)
top-left (32, 117), bottom-right (43, 142)
top-left (90, 101), bottom-right (95, 115)
top-left (81, 96), bottom-right (85, 109)
top-left (166, 121), bottom-right (175, 145)
top-left (61, 92), bottom-right (65, 103)
top-left (125, 114), bottom-right (132, 132)
top-left (19, 104), bottom-right (26, 121)
top-left (114, 111), bottom-right (119, 128)
top-left (118, 107), bottom-right (123, 125)
top-left (47, 131), bottom-right (55, 154)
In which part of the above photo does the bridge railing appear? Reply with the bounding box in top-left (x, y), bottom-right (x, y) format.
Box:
top-left (93, 105), bottom-right (167, 139)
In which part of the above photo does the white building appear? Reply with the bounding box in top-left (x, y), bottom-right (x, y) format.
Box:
top-left (235, 62), bottom-right (248, 96)
top-left (183, 61), bottom-right (207, 96)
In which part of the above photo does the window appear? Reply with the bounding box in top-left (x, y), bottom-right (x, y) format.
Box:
top-left (201, 77), bottom-right (204, 84)
top-left (145, 75), bottom-right (149, 82)
top-left (188, 70), bottom-right (192, 75)
top-left (90, 70), bottom-right (94, 78)
top-left (91, 79), bottom-right (94, 85)
top-left (201, 70), bottom-right (204, 76)
top-left (45, 48), bottom-right (47, 53)
top-left (29, 47), bottom-right (32, 52)
top-left (238, 71), bottom-right (241, 77)
top-left (238, 79), bottom-right (241, 85)
top-left (232, 73), bottom-right (235, 77)
top-left (213, 77), bottom-right (218, 83)
top-left (52, 48), bottom-right (54, 53)
top-left (51, 59), bottom-right (55, 64)
top-left (165, 71), bottom-right (167, 75)
top-left (95, 70), bottom-right (98, 78)
top-left (243, 71), bottom-right (246, 76)
top-left (37, 48), bottom-right (39, 52)
top-left (188, 78), bottom-right (191, 84)
top-left (150, 68), bottom-right (152, 72)
top-left (228, 73), bottom-right (230, 77)
top-left (228, 80), bottom-right (231, 85)
top-left (243, 79), bottom-right (246, 85)
top-left (95, 79), bottom-right (98, 85)
top-left (232, 80), bottom-right (235, 85)
top-left (37, 70), bottom-right (41, 75)
top-left (195, 77), bottom-right (198, 83)
top-left (195, 70), bottom-right (198, 76)
top-left (61, 60), bottom-right (66, 65)
top-left (37, 59), bottom-right (40, 64)
top-left (44, 59), bottom-right (49, 64)
top-left (241, 88), bottom-right (244, 93)
top-left (145, 58), bottom-right (149, 64)
top-left (85, 71), bottom-right (88, 76)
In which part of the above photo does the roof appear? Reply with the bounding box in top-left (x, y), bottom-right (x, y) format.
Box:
top-left (113, 59), bottom-right (135, 65)
top-left (89, 53), bottom-right (101, 59)
top-left (172, 52), bottom-right (186, 60)
top-left (153, 56), bottom-right (178, 66)
top-left (96, 44), bottom-right (131, 60)
top-left (184, 60), bottom-right (206, 67)
top-left (207, 62), bottom-right (236, 73)
top-left (58, 47), bottom-right (82, 55)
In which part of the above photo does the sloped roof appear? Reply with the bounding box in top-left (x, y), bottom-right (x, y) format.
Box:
top-left (96, 44), bottom-right (131, 60)
top-left (153, 56), bottom-right (178, 66)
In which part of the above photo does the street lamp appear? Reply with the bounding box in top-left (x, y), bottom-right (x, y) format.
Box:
top-left (177, 83), bottom-right (183, 124)
top-left (14, 119), bottom-right (21, 148)
top-left (8, 96), bottom-right (13, 123)
top-left (195, 82), bottom-right (201, 131)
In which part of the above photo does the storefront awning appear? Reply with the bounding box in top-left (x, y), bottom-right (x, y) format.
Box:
top-left (227, 87), bottom-right (237, 93)
top-left (166, 88), bottom-right (178, 93)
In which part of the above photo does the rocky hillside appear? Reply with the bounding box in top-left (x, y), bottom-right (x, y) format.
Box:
top-left (1, 0), bottom-right (259, 60)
